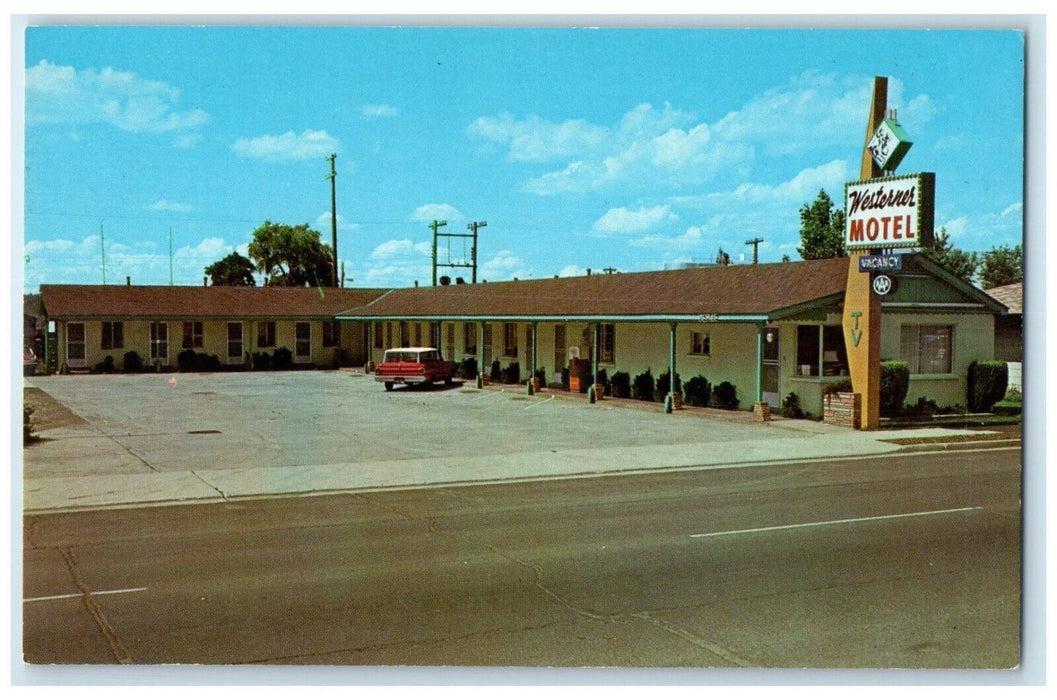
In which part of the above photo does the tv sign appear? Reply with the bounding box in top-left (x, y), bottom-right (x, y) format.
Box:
top-left (845, 172), bottom-right (935, 250)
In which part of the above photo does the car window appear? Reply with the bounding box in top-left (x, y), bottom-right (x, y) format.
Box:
top-left (421, 351), bottom-right (438, 361)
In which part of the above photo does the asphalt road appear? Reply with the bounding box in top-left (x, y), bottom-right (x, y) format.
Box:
top-left (22, 446), bottom-right (1020, 670)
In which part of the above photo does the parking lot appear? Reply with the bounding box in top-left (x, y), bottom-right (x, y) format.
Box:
top-left (22, 369), bottom-right (958, 511)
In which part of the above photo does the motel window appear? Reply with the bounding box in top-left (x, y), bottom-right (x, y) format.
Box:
top-left (900, 325), bottom-right (953, 374)
top-left (295, 322), bottom-right (312, 361)
top-left (430, 322), bottom-right (441, 349)
top-left (101, 321), bottom-right (124, 350)
top-left (373, 322), bottom-right (384, 349)
top-left (599, 324), bottom-right (616, 364)
top-left (796, 325), bottom-right (849, 377)
top-left (385, 323), bottom-right (393, 350)
top-left (257, 321), bottom-right (276, 348)
top-left (399, 321), bottom-right (410, 347)
top-left (323, 321), bottom-right (340, 348)
top-left (182, 321), bottom-right (203, 349)
top-left (690, 330), bottom-right (710, 356)
top-left (150, 322), bottom-right (168, 362)
top-left (227, 322), bottom-right (244, 363)
top-left (413, 322), bottom-right (422, 347)
top-left (503, 323), bottom-right (518, 357)
top-left (464, 323), bottom-right (477, 355)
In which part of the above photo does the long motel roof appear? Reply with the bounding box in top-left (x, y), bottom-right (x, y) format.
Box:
top-left (337, 258), bottom-right (855, 324)
top-left (40, 284), bottom-right (390, 321)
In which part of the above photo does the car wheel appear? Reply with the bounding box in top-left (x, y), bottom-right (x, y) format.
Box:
top-left (384, 382), bottom-right (394, 391)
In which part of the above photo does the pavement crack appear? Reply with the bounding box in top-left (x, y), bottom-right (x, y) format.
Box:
top-left (628, 611), bottom-right (751, 667)
top-left (59, 547), bottom-right (133, 664)
top-left (189, 471), bottom-right (228, 500)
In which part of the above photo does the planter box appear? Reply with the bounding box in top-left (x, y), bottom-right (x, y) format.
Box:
top-left (668, 392), bottom-right (683, 410)
top-left (753, 401), bottom-right (771, 422)
top-left (824, 392), bottom-right (861, 429)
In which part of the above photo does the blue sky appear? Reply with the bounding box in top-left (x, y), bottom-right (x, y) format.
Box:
top-left (19, 24), bottom-right (1025, 292)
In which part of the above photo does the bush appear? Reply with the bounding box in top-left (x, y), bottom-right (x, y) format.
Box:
top-left (782, 392), bottom-right (804, 418)
top-left (711, 381), bottom-right (739, 410)
top-left (93, 355), bottom-right (116, 374)
top-left (594, 368), bottom-right (610, 396)
top-left (178, 348), bottom-right (199, 371)
top-left (610, 371), bottom-right (631, 399)
top-left (458, 357), bottom-right (478, 380)
top-left (683, 375), bottom-right (711, 407)
top-left (534, 367), bottom-right (547, 387)
top-left (24, 404), bottom-right (37, 445)
top-left (880, 361), bottom-right (910, 416)
top-left (272, 347), bottom-right (293, 369)
top-left (823, 378), bottom-right (853, 396)
top-left (490, 359), bottom-right (502, 382)
top-left (577, 360), bottom-right (593, 394)
top-left (561, 367), bottom-right (570, 391)
top-left (122, 350), bottom-right (143, 373)
top-left (502, 361), bottom-right (521, 384)
top-left (967, 360), bottom-right (1009, 413)
top-left (252, 351), bottom-right (272, 371)
top-left (632, 368), bottom-right (655, 401)
top-left (656, 370), bottom-right (682, 399)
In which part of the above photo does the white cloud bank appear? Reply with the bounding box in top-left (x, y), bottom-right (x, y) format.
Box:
top-left (231, 130), bottom-right (339, 161)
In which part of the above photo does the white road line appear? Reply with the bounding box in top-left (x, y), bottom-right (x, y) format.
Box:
top-left (468, 388), bottom-right (505, 402)
top-left (24, 587), bottom-right (148, 603)
top-left (690, 506), bottom-right (983, 539)
top-left (524, 395), bottom-right (555, 409)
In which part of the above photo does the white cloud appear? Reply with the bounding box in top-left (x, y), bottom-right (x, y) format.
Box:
top-left (593, 205), bottom-right (677, 234)
top-left (479, 250), bottom-right (531, 281)
top-left (410, 203), bottom-right (464, 223)
top-left (469, 112), bottom-right (609, 162)
top-left (557, 265), bottom-right (584, 277)
top-left (147, 199), bottom-right (193, 213)
top-left (314, 212), bottom-right (360, 231)
top-left (1001, 202), bottom-right (1023, 219)
top-left (361, 103), bottom-right (399, 118)
top-left (369, 238), bottom-right (432, 261)
top-left (25, 60), bottom-right (209, 134)
top-left (231, 130), bottom-right (339, 161)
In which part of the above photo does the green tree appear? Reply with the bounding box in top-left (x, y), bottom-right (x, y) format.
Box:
top-left (924, 227), bottom-right (979, 285)
top-left (979, 244), bottom-right (1023, 288)
top-left (797, 189), bottom-right (846, 260)
top-left (247, 221), bottom-right (335, 287)
top-left (204, 251), bottom-right (257, 286)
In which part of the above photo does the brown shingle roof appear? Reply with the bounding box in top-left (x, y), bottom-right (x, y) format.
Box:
top-left (40, 285), bottom-right (390, 320)
top-left (984, 282), bottom-right (1022, 314)
top-left (339, 258), bottom-right (851, 320)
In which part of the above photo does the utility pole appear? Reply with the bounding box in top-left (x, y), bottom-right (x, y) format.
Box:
top-left (430, 220), bottom-right (448, 286)
top-left (100, 223), bottom-right (106, 284)
top-left (745, 237), bottom-right (764, 264)
top-left (467, 220), bottom-right (487, 283)
top-left (326, 154), bottom-right (338, 287)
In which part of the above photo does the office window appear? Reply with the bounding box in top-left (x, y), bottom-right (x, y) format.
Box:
top-left (796, 325), bottom-right (849, 377)
top-left (599, 323), bottom-right (615, 364)
top-left (102, 321), bottom-right (124, 350)
top-left (690, 330), bottom-right (710, 356)
top-left (504, 323), bottom-right (518, 357)
top-left (464, 322), bottom-right (477, 355)
top-left (413, 322), bottom-right (422, 347)
top-left (182, 321), bottom-right (203, 349)
top-left (901, 325), bottom-right (953, 374)
top-left (373, 322), bottom-right (384, 348)
top-left (323, 321), bottom-right (339, 347)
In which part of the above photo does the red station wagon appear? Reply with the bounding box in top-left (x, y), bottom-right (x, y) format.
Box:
top-left (374, 347), bottom-right (456, 391)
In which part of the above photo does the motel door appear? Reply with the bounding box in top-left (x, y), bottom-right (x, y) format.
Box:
top-left (762, 326), bottom-right (780, 407)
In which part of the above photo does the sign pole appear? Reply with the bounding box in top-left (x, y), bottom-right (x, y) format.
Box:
top-left (843, 76), bottom-right (886, 430)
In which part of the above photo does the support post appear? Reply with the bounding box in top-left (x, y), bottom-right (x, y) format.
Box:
top-left (756, 323), bottom-right (764, 403)
top-left (666, 322), bottom-right (678, 413)
top-left (477, 321), bottom-right (486, 388)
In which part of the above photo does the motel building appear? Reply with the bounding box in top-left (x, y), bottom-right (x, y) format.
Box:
top-left (37, 252), bottom-right (1006, 420)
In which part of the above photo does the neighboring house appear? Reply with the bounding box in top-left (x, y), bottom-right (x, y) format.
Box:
top-left (39, 285), bottom-right (388, 373)
top-left (338, 254), bottom-right (1006, 416)
top-left (985, 281), bottom-right (1023, 391)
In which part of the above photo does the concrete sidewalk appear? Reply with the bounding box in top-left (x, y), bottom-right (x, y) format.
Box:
top-left (21, 373), bottom-right (1002, 513)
